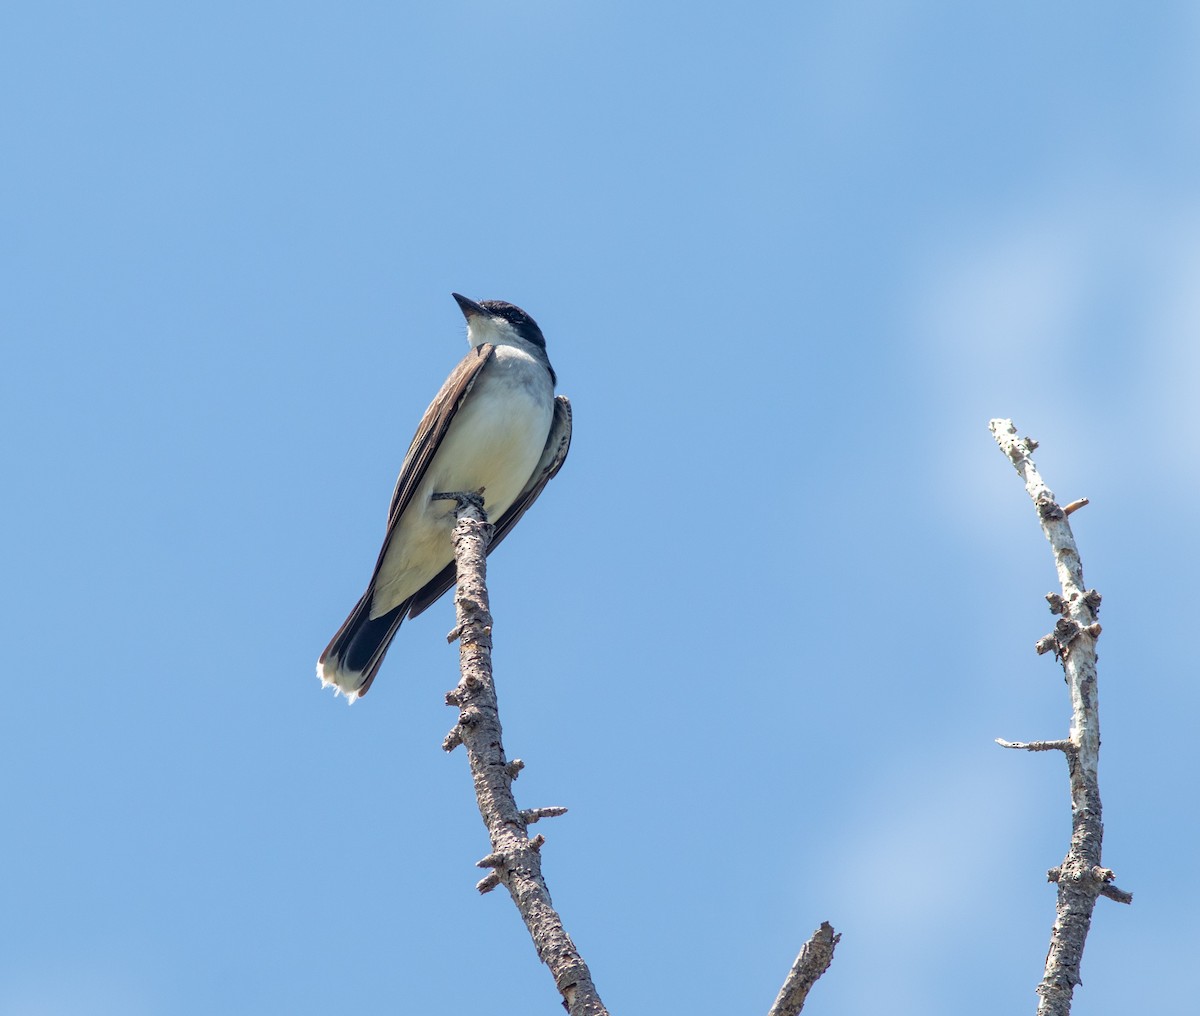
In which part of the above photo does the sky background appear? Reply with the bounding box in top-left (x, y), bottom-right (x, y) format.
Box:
top-left (2, 2), bottom-right (1196, 1014)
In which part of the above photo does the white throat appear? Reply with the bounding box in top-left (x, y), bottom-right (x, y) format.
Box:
top-left (468, 315), bottom-right (525, 350)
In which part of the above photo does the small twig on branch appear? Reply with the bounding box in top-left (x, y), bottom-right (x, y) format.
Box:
top-left (438, 491), bottom-right (608, 1016)
top-left (1099, 884), bottom-right (1135, 905)
top-left (995, 738), bottom-right (1073, 754)
top-left (521, 806), bottom-right (569, 825)
top-left (766, 922), bottom-right (840, 1016)
top-left (988, 420), bottom-right (1131, 1016)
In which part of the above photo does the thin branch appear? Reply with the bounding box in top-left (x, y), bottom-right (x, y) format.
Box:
top-left (438, 491), bottom-right (608, 1016)
top-left (988, 420), bottom-right (1131, 1016)
top-left (1099, 884), bottom-right (1135, 905)
top-left (995, 738), bottom-right (1073, 754)
top-left (767, 922), bottom-right (840, 1016)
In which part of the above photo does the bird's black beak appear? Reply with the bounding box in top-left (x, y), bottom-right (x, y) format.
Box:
top-left (452, 293), bottom-right (486, 320)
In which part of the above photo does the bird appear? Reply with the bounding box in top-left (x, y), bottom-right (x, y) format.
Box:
top-left (317, 293), bottom-right (572, 702)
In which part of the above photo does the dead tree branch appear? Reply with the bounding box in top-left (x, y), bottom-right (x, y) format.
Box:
top-left (988, 420), bottom-right (1131, 1016)
top-left (767, 922), bottom-right (841, 1016)
top-left (438, 490), bottom-right (608, 1016)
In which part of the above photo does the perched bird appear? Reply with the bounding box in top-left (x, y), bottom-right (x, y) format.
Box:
top-left (317, 294), bottom-right (572, 701)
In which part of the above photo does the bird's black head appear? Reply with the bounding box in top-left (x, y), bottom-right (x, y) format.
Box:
top-left (452, 293), bottom-right (547, 350)
top-left (479, 300), bottom-right (547, 350)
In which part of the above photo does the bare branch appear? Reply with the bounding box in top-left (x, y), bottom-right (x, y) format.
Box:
top-left (1100, 884), bottom-right (1134, 905)
top-left (995, 738), bottom-right (1072, 754)
top-left (439, 491), bottom-right (608, 1016)
top-left (988, 419), bottom-right (1131, 1016)
top-left (521, 806), bottom-right (569, 824)
top-left (767, 922), bottom-right (841, 1016)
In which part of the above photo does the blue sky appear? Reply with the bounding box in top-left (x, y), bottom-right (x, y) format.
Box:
top-left (2, 2), bottom-right (1196, 1013)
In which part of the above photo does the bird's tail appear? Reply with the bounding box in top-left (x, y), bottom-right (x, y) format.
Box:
top-left (317, 592), bottom-right (409, 702)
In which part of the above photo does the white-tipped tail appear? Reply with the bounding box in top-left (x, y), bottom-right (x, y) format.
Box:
top-left (316, 591), bottom-right (409, 702)
top-left (316, 659), bottom-right (365, 704)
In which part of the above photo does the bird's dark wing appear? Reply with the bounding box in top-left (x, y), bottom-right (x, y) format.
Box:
top-left (370, 344), bottom-right (496, 575)
top-left (407, 394), bottom-right (572, 618)
top-left (487, 394), bottom-right (573, 546)
top-left (318, 343), bottom-right (498, 700)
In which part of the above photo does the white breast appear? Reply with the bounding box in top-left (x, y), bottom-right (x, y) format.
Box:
top-left (370, 345), bottom-right (554, 615)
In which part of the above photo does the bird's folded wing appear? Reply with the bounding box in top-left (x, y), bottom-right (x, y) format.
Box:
top-left (407, 394), bottom-right (572, 618)
top-left (369, 343), bottom-right (496, 577)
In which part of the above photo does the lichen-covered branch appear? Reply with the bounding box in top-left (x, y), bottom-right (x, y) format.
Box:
top-left (438, 491), bottom-right (608, 1016)
top-left (766, 922), bottom-right (840, 1016)
top-left (988, 420), bottom-right (1131, 1016)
